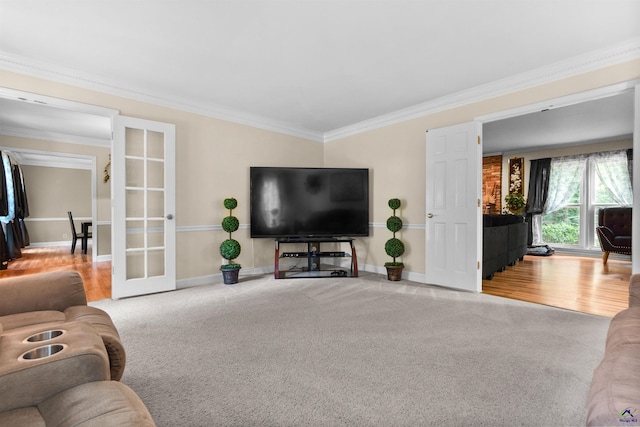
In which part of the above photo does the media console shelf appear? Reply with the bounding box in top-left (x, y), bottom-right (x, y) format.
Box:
top-left (274, 238), bottom-right (358, 279)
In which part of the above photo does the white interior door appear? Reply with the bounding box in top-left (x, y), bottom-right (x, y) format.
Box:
top-left (425, 122), bottom-right (482, 292)
top-left (112, 116), bottom-right (176, 299)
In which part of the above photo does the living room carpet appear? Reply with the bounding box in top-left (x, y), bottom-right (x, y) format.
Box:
top-left (91, 272), bottom-right (611, 426)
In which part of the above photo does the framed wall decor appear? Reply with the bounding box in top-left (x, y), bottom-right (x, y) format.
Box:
top-left (509, 157), bottom-right (524, 195)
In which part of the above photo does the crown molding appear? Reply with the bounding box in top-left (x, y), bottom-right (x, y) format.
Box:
top-left (0, 125), bottom-right (111, 148)
top-left (323, 38), bottom-right (640, 142)
top-left (476, 79), bottom-right (639, 124)
top-left (0, 53), bottom-right (325, 143)
top-left (0, 145), bottom-right (94, 169)
top-left (0, 86), bottom-right (119, 118)
top-left (1, 37), bottom-right (639, 144)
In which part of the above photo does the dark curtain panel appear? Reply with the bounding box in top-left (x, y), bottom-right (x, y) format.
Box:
top-left (19, 218), bottom-right (30, 247)
top-left (0, 153), bottom-right (9, 266)
top-left (6, 220), bottom-right (22, 259)
top-left (627, 148), bottom-right (633, 188)
top-left (0, 153), bottom-right (7, 217)
top-left (0, 225), bottom-right (7, 269)
top-left (14, 164), bottom-right (29, 218)
top-left (12, 164), bottom-right (30, 247)
top-left (525, 158), bottom-right (552, 245)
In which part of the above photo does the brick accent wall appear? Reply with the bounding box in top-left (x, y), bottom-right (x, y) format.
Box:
top-left (482, 155), bottom-right (502, 214)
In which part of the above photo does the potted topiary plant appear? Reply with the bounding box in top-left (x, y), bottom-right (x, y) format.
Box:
top-left (384, 198), bottom-right (405, 281)
top-left (220, 197), bottom-right (241, 285)
top-left (504, 192), bottom-right (526, 215)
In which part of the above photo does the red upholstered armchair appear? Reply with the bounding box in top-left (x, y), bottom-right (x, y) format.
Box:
top-left (596, 207), bottom-right (632, 264)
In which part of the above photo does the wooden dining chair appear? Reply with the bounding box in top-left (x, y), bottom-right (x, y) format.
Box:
top-left (68, 211), bottom-right (91, 254)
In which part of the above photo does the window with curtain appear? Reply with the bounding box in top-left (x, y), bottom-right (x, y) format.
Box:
top-left (538, 149), bottom-right (633, 249)
top-left (540, 155), bottom-right (586, 246)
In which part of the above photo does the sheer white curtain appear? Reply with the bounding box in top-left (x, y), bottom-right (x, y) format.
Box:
top-left (531, 215), bottom-right (543, 245)
top-left (544, 155), bottom-right (587, 214)
top-left (591, 150), bottom-right (633, 206)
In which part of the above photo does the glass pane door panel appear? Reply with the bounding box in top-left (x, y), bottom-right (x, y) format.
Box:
top-left (126, 190), bottom-right (145, 217)
top-left (125, 128), bottom-right (166, 280)
top-left (126, 158), bottom-right (144, 187)
top-left (148, 250), bottom-right (165, 276)
top-left (147, 160), bottom-right (164, 188)
top-left (147, 191), bottom-right (165, 218)
top-left (147, 131), bottom-right (165, 159)
top-left (148, 220), bottom-right (165, 247)
top-left (113, 116), bottom-right (175, 299)
top-left (125, 128), bottom-right (144, 157)
top-left (126, 220), bottom-right (144, 249)
top-left (126, 251), bottom-right (145, 280)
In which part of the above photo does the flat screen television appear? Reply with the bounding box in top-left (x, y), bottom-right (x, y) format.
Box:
top-left (250, 167), bottom-right (369, 238)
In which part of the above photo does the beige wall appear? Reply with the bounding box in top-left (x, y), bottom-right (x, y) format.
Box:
top-left (21, 165), bottom-right (91, 244)
top-left (1, 58), bottom-right (639, 281)
top-left (0, 135), bottom-right (111, 254)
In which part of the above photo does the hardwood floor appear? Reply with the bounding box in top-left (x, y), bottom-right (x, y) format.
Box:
top-left (0, 246), bottom-right (111, 302)
top-left (482, 253), bottom-right (631, 318)
top-left (0, 246), bottom-right (632, 317)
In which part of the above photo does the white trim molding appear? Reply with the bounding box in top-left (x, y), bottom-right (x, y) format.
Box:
top-left (0, 54), bottom-right (324, 143)
top-left (0, 87), bottom-right (119, 118)
top-left (324, 38), bottom-right (640, 142)
top-left (476, 80), bottom-right (640, 124)
top-left (0, 146), bottom-right (96, 170)
top-left (0, 126), bottom-right (111, 148)
top-left (1, 38), bottom-right (638, 143)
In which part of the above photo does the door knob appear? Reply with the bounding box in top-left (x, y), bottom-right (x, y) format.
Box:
top-left (166, 214), bottom-right (174, 220)
top-left (427, 213), bottom-right (434, 218)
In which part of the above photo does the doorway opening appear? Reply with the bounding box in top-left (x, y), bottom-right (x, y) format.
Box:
top-left (0, 89), bottom-right (116, 298)
top-left (476, 80), bottom-right (638, 315)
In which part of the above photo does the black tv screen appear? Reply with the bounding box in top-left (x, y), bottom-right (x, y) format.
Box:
top-left (250, 167), bottom-right (369, 238)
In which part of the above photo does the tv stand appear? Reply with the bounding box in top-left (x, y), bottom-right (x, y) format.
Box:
top-left (274, 238), bottom-right (358, 279)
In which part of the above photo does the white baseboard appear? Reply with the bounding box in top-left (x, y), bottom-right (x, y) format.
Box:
top-left (176, 265), bottom-right (273, 289)
top-left (27, 241), bottom-right (71, 248)
top-left (176, 263), bottom-right (425, 289)
top-left (360, 263), bottom-right (425, 283)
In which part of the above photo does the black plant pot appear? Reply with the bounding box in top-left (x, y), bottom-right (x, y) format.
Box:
top-left (221, 268), bottom-right (240, 285)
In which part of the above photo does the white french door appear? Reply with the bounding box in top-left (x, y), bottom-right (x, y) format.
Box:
top-left (112, 116), bottom-right (176, 299)
top-left (425, 122), bottom-right (482, 292)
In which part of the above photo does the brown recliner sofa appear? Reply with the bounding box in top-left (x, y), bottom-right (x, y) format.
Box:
top-left (596, 207), bottom-right (632, 264)
top-left (587, 273), bottom-right (640, 426)
top-left (0, 270), bottom-right (126, 381)
top-left (0, 270), bottom-right (155, 426)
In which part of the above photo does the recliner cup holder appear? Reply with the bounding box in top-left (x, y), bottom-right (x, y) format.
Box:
top-left (19, 344), bottom-right (66, 361)
top-left (24, 329), bottom-right (65, 343)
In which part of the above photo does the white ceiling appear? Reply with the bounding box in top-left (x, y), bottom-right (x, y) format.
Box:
top-left (483, 90), bottom-right (635, 154)
top-left (0, 97), bottom-right (112, 141)
top-left (0, 0), bottom-right (639, 152)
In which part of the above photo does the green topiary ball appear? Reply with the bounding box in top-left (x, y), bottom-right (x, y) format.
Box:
top-left (223, 198), bottom-right (238, 210)
top-left (386, 216), bottom-right (403, 233)
top-left (220, 239), bottom-right (241, 261)
top-left (385, 237), bottom-right (405, 258)
top-left (222, 216), bottom-right (239, 233)
top-left (388, 198), bottom-right (401, 210)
